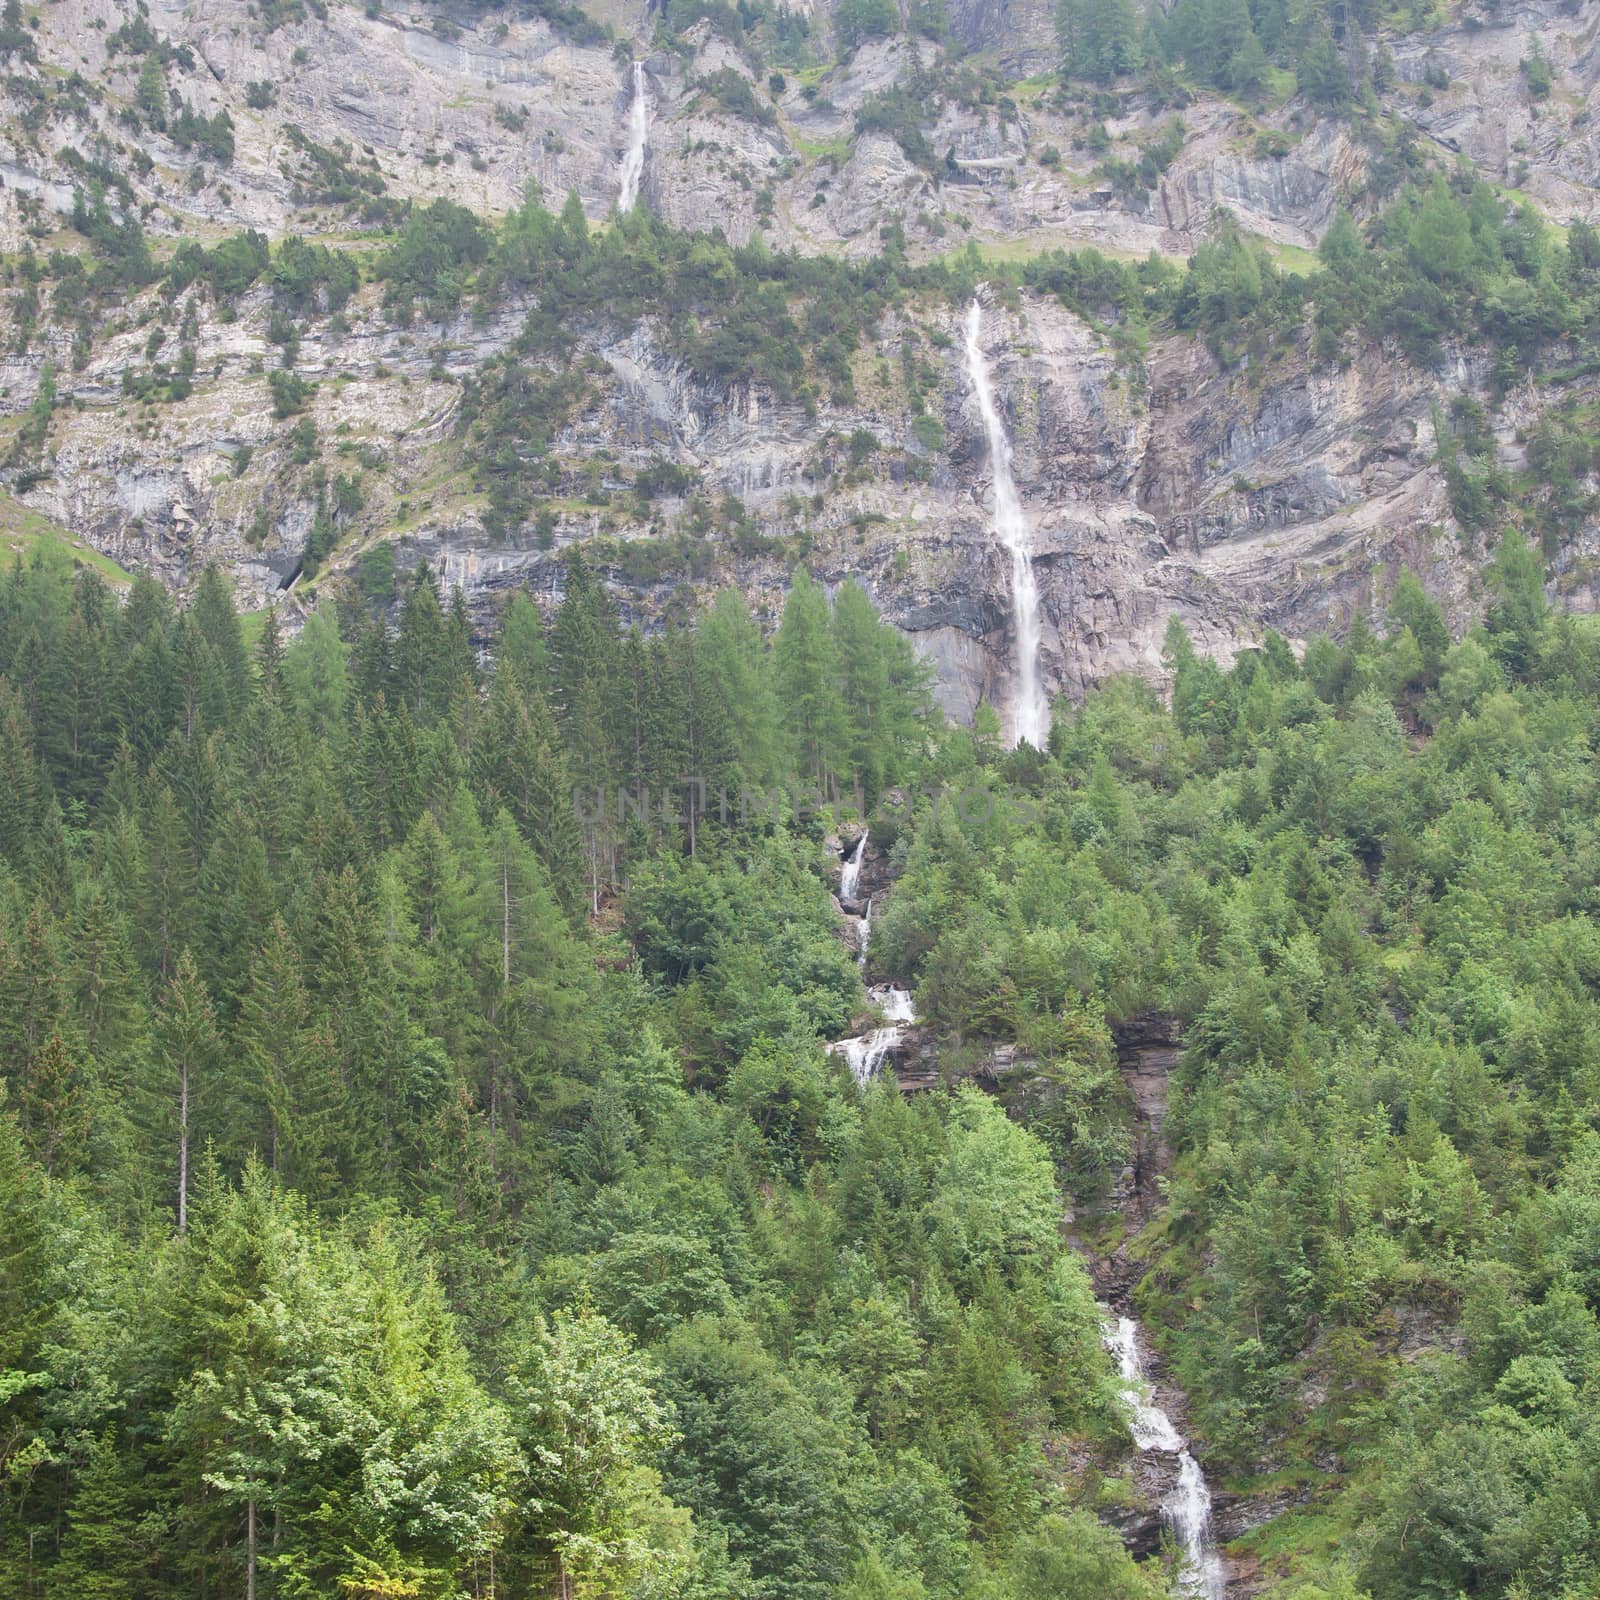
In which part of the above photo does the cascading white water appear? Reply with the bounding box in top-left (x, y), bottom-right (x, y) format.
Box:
top-left (839, 833), bottom-right (866, 903)
top-left (962, 298), bottom-right (1050, 749)
top-left (838, 1027), bottom-right (901, 1085)
top-left (1102, 1313), bottom-right (1227, 1599)
top-left (877, 986), bottom-right (914, 1022)
top-left (617, 61), bottom-right (651, 212)
top-left (832, 837), bottom-right (912, 1076)
top-left (829, 984), bottom-right (918, 1085)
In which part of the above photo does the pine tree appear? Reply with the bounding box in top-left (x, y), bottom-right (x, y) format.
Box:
top-left (395, 565), bottom-right (449, 723)
top-left (775, 569), bottom-right (847, 795)
top-left (52, 1429), bottom-right (152, 1599)
top-left (151, 951), bottom-right (221, 1233)
top-left (1060, 0), bottom-right (1143, 82)
top-left (699, 588), bottom-right (782, 789)
top-left (190, 565), bottom-right (252, 727)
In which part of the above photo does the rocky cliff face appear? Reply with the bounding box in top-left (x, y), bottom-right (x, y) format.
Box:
top-left (3, 0), bottom-right (1599, 721)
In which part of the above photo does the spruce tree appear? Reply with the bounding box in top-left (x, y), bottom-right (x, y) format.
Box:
top-left (775, 569), bottom-right (846, 796)
top-left (833, 579), bottom-right (893, 805)
top-left (395, 566), bottom-right (449, 723)
top-left (190, 565), bottom-right (252, 727)
top-left (150, 951), bottom-right (221, 1232)
top-left (474, 677), bottom-right (584, 915)
top-left (698, 588), bottom-right (782, 789)
top-left (496, 591), bottom-right (549, 701)
top-left (53, 1429), bottom-right (152, 1599)
top-left (1060, 0), bottom-right (1143, 82)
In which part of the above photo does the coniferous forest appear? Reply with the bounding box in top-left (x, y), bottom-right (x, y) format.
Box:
top-left (0, 527), bottom-right (1599, 1599)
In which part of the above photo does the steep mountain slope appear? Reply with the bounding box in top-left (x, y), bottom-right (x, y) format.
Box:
top-left (1, 0), bottom-right (1597, 719)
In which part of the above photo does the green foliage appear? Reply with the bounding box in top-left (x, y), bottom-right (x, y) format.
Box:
top-left (1520, 35), bottom-right (1552, 99)
top-left (169, 101), bottom-right (235, 164)
top-left (692, 67), bottom-right (779, 126)
top-left (376, 198), bottom-right (490, 319)
top-left (1058, 0), bottom-right (1143, 83)
top-left (836, 0), bottom-right (899, 49)
top-left (0, 553), bottom-right (1147, 1600)
top-left (268, 368), bottom-right (312, 419)
top-left (282, 124), bottom-right (392, 215)
top-left (167, 230), bottom-right (270, 301)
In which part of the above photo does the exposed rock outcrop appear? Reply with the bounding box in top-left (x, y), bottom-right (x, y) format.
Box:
top-left (2, 0), bottom-right (1599, 716)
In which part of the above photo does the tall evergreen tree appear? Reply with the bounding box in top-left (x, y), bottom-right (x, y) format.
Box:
top-left (190, 565), bottom-right (252, 727)
top-left (474, 677), bottom-right (584, 914)
top-left (150, 950), bottom-right (222, 1232)
top-left (775, 569), bottom-right (846, 796)
top-left (699, 588), bottom-right (782, 790)
top-left (1059, 0), bottom-right (1143, 82)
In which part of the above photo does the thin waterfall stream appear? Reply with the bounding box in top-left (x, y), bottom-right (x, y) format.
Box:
top-left (962, 298), bottom-right (1049, 749)
top-left (839, 831), bottom-right (866, 904)
top-left (829, 835), bottom-right (917, 1084)
top-left (1101, 1312), bottom-right (1227, 1595)
top-left (617, 61), bottom-right (651, 212)
top-left (829, 837), bottom-right (1221, 1590)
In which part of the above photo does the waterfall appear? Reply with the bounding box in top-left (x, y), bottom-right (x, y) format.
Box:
top-left (962, 299), bottom-right (1050, 749)
top-left (839, 833), bottom-right (866, 903)
top-left (1102, 1313), bottom-right (1227, 1599)
top-left (877, 986), bottom-right (914, 1022)
top-left (617, 61), bottom-right (651, 212)
top-left (831, 836), bottom-right (918, 1085)
top-left (838, 1027), bottom-right (901, 1085)
top-left (829, 985), bottom-right (918, 1085)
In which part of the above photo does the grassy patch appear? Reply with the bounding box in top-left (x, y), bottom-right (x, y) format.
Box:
top-left (1011, 72), bottom-right (1058, 101)
top-left (0, 490), bottom-right (133, 585)
top-left (1224, 1475), bottom-right (1368, 1587)
top-left (1259, 238), bottom-right (1322, 276)
top-left (791, 131), bottom-right (853, 163)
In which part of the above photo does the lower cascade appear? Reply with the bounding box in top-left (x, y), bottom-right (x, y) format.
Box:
top-left (961, 297), bottom-right (1050, 749)
top-left (830, 986), bottom-right (917, 1085)
top-left (1102, 1313), bottom-right (1227, 1599)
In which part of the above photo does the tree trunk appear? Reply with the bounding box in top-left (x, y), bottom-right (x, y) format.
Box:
top-left (177, 1057), bottom-right (189, 1233)
top-left (246, 1498), bottom-right (256, 1600)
